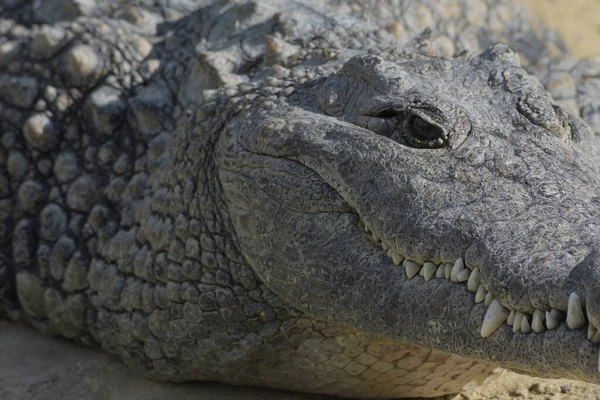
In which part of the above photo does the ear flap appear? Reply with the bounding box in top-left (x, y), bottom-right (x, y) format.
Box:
top-left (553, 104), bottom-right (595, 143)
top-left (476, 44), bottom-right (594, 143)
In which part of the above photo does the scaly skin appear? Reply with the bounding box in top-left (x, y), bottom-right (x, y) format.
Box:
top-left (1, 1), bottom-right (600, 398)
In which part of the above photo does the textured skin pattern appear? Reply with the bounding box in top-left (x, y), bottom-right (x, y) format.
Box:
top-left (1, 1), bottom-right (600, 399)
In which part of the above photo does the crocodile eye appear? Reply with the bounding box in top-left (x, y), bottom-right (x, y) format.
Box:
top-left (361, 108), bottom-right (452, 148)
top-left (406, 115), bottom-right (447, 148)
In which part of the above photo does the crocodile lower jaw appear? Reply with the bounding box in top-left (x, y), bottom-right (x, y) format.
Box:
top-left (358, 221), bottom-right (600, 371)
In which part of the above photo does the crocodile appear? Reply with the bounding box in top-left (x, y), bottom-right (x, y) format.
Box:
top-left (1, 0), bottom-right (600, 398)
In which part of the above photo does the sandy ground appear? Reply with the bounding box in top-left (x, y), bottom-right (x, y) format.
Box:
top-left (3, 2), bottom-right (600, 400)
top-left (525, 0), bottom-right (600, 57)
top-left (454, 371), bottom-right (600, 400)
top-left (0, 321), bottom-right (333, 400)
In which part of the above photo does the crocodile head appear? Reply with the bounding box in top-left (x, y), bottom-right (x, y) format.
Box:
top-left (216, 44), bottom-right (600, 389)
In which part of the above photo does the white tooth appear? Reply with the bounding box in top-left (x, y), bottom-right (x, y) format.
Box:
top-left (372, 233), bottom-right (381, 243)
top-left (513, 312), bottom-right (524, 333)
top-left (387, 249), bottom-right (403, 265)
top-left (365, 224), bottom-right (371, 233)
top-left (551, 309), bottom-right (565, 321)
top-left (507, 310), bottom-right (516, 326)
top-left (592, 330), bottom-right (600, 344)
top-left (481, 299), bottom-right (509, 337)
top-left (421, 262), bottom-right (437, 281)
top-left (382, 242), bottom-right (390, 251)
top-left (545, 311), bottom-right (559, 330)
top-left (456, 269), bottom-right (470, 282)
top-left (403, 260), bottom-right (421, 279)
top-left (532, 310), bottom-right (545, 333)
top-left (444, 263), bottom-right (452, 280)
top-left (435, 265), bottom-right (445, 279)
top-left (450, 258), bottom-right (465, 282)
top-left (475, 286), bottom-right (487, 303)
top-left (467, 267), bottom-right (480, 292)
top-left (521, 316), bottom-right (531, 333)
top-left (567, 292), bottom-right (586, 330)
top-left (589, 324), bottom-right (598, 340)
top-left (392, 253), bottom-right (403, 266)
top-left (484, 291), bottom-right (494, 306)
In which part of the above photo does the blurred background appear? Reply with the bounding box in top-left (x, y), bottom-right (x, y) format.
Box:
top-left (526, 0), bottom-right (600, 57)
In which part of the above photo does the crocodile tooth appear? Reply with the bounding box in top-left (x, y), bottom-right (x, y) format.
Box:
top-left (532, 310), bottom-right (545, 333)
top-left (592, 330), bottom-right (600, 344)
top-left (444, 263), bottom-right (452, 280)
top-left (357, 221), bottom-right (366, 232)
top-left (421, 262), bottom-right (437, 281)
top-left (382, 242), bottom-right (390, 251)
top-left (392, 253), bottom-right (403, 266)
top-left (403, 260), bottom-right (421, 279)
top-left (513, 312), bottom-right (524, 333)
top-left (467, 267), bottom-right (480, 292)
top-left (551, 309), bottom-right (565, 321)
top-left (545, 311), bottom-right (559, 330)
top-left (481, 300), bottom-right (509, 337)
top-left (589, 324), bottom-right (597, 340)
top-left (373, 233), bottom-right (381, 243)
top-left (566, 292), bottom-right (586, 329)
top-left (507, 309), bottom-right (516, 326)
top-left (450, 258), bottom-right (465, 282)
top-left (484, 291), bottom-right (494, 306)
top-left (456, 269), bottom-right (470, 282)
top-left (521, 316), bottom-right (531, 333)
top-left (475, 286), bottom-right (487, 303)
top-left (435, 265), bottom-right (445, 279)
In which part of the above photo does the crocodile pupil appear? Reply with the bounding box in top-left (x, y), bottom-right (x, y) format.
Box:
top-left (411, 116), bottom-right (442, 141)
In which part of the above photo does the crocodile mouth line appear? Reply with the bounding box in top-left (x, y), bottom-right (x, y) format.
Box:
top-left (357, 220), bottom-right (600, 370)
